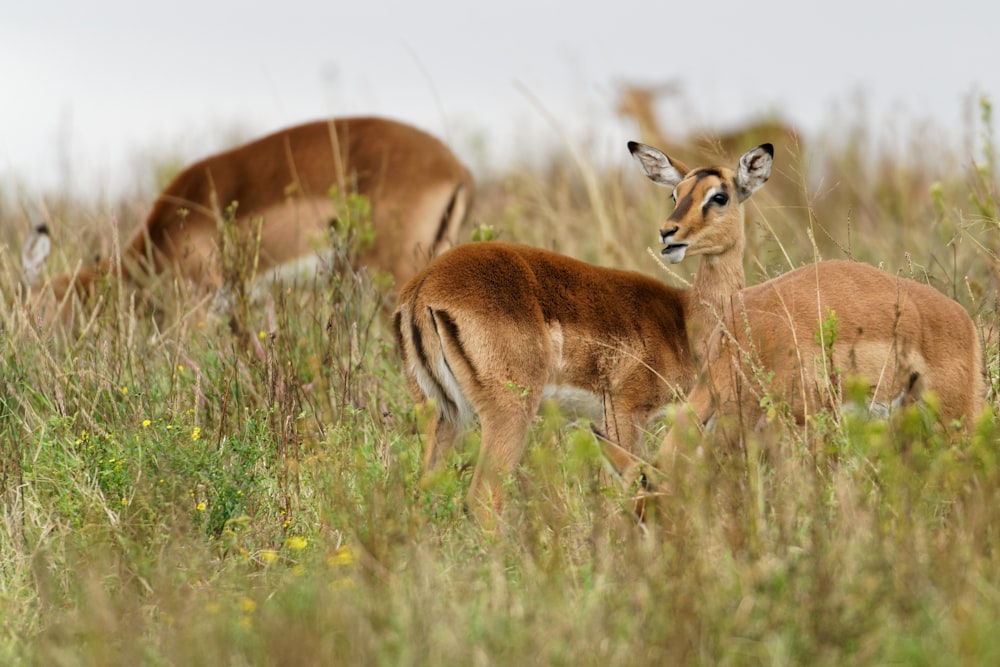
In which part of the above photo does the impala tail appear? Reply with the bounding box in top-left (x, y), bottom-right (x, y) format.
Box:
top-left (434, 181), bottom-right (474, 255)
top-left (394, 298), bottom-right (475, 432)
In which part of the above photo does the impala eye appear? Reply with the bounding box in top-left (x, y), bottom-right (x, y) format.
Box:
top-left (711, 192), bottom-right (729, 206)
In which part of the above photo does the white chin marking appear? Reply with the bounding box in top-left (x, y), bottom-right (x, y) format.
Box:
top-left (662, 246), bottom-right (687, 263)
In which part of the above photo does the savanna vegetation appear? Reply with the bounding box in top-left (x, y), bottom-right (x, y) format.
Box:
top-left (1, 97), bottom-right (999, 665)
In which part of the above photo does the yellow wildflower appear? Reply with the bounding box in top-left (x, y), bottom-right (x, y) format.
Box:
top-left (191, 427), bottom-right (201, 441)
top-left (328, 546), bottom-right (355, 567)
top-left (196, 502), bottom-right (206, 511)
top-left (142, 419), bottom-right (151, 428)
top-left (285, 536), bottom-right (308, 551)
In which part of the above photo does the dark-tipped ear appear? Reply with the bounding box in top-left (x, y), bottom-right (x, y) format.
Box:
top-left (734, 143), bottom-right (773, 201)
top-left (628, 141), bottom-right (689, 189)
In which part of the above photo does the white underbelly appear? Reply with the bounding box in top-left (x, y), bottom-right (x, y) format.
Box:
top-left (249, 250), bottom-right (339, 301)
top-left (541, 384), bottom-right (605, 421)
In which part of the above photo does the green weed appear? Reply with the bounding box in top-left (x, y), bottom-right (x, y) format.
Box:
top-left (0, 98), bottom-right (998, 665)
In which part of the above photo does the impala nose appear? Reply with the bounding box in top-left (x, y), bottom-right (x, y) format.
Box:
top-left (660, 226), bottom-right (678, 244)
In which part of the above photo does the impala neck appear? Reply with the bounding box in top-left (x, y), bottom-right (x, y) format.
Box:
top-left (688, 238), bottom-right (746, 361)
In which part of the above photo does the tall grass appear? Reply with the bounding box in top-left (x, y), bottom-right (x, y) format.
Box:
top-left (0, 99), bottom-right (998, 665)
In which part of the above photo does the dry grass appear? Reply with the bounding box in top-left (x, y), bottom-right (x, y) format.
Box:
top-left (0, 98), bottom-right (998, 665)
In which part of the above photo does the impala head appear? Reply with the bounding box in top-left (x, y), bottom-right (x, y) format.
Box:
top-left (628, 141), bottom-right (773, 263)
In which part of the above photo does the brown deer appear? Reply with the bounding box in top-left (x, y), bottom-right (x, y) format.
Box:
top-left (661, 261), bottom-right (985, 450)
top-left (22, 116), bottom-right (474, 321)
top-left (393, 142), bottom-right (775, 523)
top-left (634, 256), bottom-right (986, 520)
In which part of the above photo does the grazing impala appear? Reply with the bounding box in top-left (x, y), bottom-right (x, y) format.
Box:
top-left (22, 116), bottom-right (474, 319)
top-left (393, 142), bottom-right (774, 522)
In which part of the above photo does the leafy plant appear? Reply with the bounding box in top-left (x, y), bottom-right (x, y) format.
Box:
top-left (1, 95), bottom-right (999, 666)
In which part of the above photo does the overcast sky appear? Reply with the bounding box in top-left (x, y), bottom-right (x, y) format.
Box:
top-left (2, 0), bottom-right (998, 200)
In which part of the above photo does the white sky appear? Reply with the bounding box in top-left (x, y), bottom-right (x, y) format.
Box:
top-left (1, 0), bottom-right (998, 201)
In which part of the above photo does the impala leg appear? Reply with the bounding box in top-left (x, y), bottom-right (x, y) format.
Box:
top-left (465, 396), bottom-right (542, 525)
top-left (632, 384), bottom-right (716, 521)
top-left (658, 383), bottom-right (716, 467)
top-left (595, 405), bottom-right (646, 489)
top-left (595, 433), bottom-right (637, 482)
top-left (420, 407), bottom-right (463, 479)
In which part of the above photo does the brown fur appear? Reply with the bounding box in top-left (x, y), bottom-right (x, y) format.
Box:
top-left (29, 116), bottom-right (473, 312)
top-left (394, 242), bottom-right (692, 521)
top-left (656, 260), bottom-right (986, 465)
top-left (392, 142), bottom-right (775, 522)
top-left (634, 142), bottom-right (775, 363)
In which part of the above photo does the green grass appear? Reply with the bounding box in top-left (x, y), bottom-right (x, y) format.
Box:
top-left (1, 99), bottom-right (999, 665)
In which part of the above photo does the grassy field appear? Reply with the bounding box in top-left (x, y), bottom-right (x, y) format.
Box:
top-left (1, 99), bottom-right (999, 665)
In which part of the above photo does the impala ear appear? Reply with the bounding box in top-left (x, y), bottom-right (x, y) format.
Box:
top-left (735, 143), bottom-right (774, 201)
top-left (21, 224), bottom-right (52, 288)
top-left (628, 141), bottom-right (690, 189)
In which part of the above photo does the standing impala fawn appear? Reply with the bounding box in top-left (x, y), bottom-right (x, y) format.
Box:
top-left (21, 117), bottom-right (473, 322)
top-left (393, 141), bottom-right (774, 522)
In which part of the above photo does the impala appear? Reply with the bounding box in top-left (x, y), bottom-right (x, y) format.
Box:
top-left (666, 260), bottom-right (985, 443)
top-left (22, 116), bottom-right (474, 320)
top-left (392, 141), bottom-right (774, 521)
top-left (636, 254), bottom-right (987, 518)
